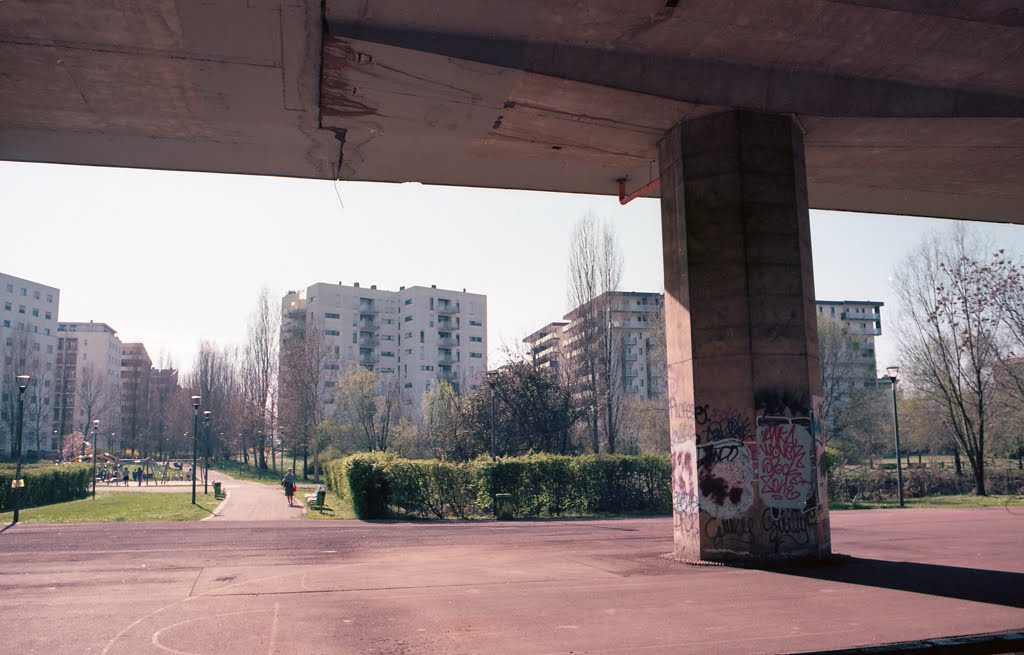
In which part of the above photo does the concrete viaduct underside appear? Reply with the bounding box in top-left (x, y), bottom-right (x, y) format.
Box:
top-left (3, 0), bottom-right (1022, 562)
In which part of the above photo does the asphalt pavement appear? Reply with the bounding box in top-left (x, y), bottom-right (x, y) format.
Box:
top-left (1, 506), bottom-right (1021, 654)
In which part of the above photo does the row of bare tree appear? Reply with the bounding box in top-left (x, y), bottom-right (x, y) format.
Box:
top-left (821, 225), bottom-right (1024, 495)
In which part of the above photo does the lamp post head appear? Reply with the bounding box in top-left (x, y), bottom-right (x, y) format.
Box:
top-left (203, 410), bottom-right (212, 423)
top-left (886, 365), bottom-right (899, 381)
top-left (16, 374), bottom-right (30, 392)
top-left (191, 395), bottom-right (201, 410)
top-left (92, 419), bottom-right (99, 428)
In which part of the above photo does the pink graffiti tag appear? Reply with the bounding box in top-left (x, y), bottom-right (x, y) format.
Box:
top-left (757, 423), bottom-right (813, 508)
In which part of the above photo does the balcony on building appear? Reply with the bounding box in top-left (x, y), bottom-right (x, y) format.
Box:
top-left (358, 333), bottom-right (379, 347)
top-left (358, 317), bottom-right (380, 331)
top-left (436, 300), bottom-right (460, 316)
top-left (437, 334), bottom-right (458, 348)
top-left (358, 299), bottom-right (379, 314)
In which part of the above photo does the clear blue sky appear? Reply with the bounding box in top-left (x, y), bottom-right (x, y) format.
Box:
top-left (2, 161), bottom-right (1022, 375)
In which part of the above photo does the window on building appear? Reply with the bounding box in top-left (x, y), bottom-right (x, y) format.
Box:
top-left (325, 312), bottom-right (340, 319)
top-left (404, 315), bottom-right (413, 322)
top-left (46, 294), bottom-right (53, 303)
top-left (404, 299), bottom-right (413, 305)
top-left (419, 331), bottom-right (424, 343)
top-left (469, 320), bottom-right (482, 327)
top-left (352, 332), bottom-right (357, 343)
top-left (2, 320), bottom-right (8, 328)
top-left (420, 365), bottom-right (434, 371)
top-left (33, 291), bottom-right (40, 300)
top-left (20, 288), bottom-right (27, 296)
top-left (3, 302), bottom-right (10, 311)
top-left (5, 284), bottom-right (12, 292)
top-left (18, 305), bottom-right (25, 314)
top-left (381, 351), bottom-right (394, 357)
top-left (44, 311), bottom-right (51, 320)
top-left (324, 329), bottom-right (340, 336)
top-left (470, 352), bottom-right (483, 359)
top-left (31, 308), bottom-right (38, 317)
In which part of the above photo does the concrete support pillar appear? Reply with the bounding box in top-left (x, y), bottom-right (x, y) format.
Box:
top-left (659, 110), bottom-right (830, 563)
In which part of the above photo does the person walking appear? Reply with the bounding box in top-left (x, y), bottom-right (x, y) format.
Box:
top-left (282, 468), bottom-right (297, 507)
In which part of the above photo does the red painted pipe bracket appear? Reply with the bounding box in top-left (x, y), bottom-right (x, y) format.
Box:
top-left (617, 177), bottom-right (661, 205)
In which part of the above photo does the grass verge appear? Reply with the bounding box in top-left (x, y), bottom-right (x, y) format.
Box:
top-left (831, 494), bottom-right (1024, 510)
top-left (0, 490), bottom-right (220, 524)
top-left (302, 490), bottom-right (356, 520)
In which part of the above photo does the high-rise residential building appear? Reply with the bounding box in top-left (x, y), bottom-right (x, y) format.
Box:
top-left (1, 272), bottom-right (60, 455)
top-left (120, 343), bottom-right (152, 455)
top-left (524, 322), bottom-right (569, 374)
top-left (55, 321), bottom-right (123, 453)
top-left (281, 281), bottom-right (487, 413)
top-left (815, 300), bottom-right (884, 388)
top-left (529, 291), bottom-right (666, 401)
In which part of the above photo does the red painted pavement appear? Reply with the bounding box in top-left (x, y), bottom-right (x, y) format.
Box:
top-left (1, 507), bottom-right (1021, 654)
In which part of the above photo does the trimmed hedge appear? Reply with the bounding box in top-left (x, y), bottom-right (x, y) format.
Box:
top-left (0, 464), bottom-right (91, 511)
top-left (325, 453), bottom-right (671, 519)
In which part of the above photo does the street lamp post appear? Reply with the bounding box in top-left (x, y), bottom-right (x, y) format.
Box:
top-left (191, 395), bottom-right (200, 504)
top-left (91, 419), bottom-right (99, 499)
top-left (886, 366), bottom-right (905, 508)
top-left (487, 375), bottom-right (496, 462)
top-left (203, 410), bottom-right (212, 494)
top-left (52, 430), bottom-right (58, 462)
top-left (12, 374), bottom-right (31, 524)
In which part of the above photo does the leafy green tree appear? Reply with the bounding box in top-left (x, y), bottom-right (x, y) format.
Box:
top-left (464, 362), bottom-right (581, 458)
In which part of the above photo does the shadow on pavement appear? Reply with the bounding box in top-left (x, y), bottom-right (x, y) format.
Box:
top-left (772, 557), bottom-right (1024, 609)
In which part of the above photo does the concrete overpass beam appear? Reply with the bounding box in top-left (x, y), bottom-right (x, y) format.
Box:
top-left (659, 110), bottom-right (830, 563)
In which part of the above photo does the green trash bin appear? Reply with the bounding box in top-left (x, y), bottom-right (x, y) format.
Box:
top-left (213, 481), bottom-right (222, 498)
top-left (494, 493), bottom-right (513, 520)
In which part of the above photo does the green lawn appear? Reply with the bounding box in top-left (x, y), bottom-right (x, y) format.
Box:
top-left (831, 494), bottom-right (1024, 510)
top-left (213, 461), bottom-right (289, 486)
top-left (302, 490), bottom-right (356, 520)
top-left (0, 490), bottom-right (220, 524)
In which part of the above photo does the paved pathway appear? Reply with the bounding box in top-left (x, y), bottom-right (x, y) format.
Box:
top-left (2, 508), bottom-right (1021, 655)
top-left (204, 470), bottom-right (306, 521)
top-left (98, 469), bottom-right (312, 521)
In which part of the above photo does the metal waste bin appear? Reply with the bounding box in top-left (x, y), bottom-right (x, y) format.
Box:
top-left (315, 487), bottom-right (326, 510)
top-left (494, 493), bottom-right (513, 520)
top-left (213, 481), bottom-right (222, 497)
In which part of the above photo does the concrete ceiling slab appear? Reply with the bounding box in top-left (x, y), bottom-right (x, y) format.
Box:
top-left (1, 0), bottom-right (1022, 222)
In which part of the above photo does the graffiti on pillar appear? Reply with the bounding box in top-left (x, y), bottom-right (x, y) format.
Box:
top-left (703, 515), bottom-right (754, 550)
top-left (671, 448), bottom-right (699, 536)
top-left (762, 507), bottom-right (811, 550)
top-left (694, 405), bottom-right (753, 444)
top-left (756, 417), bottom-right (814, 509)
top-left (696, 438), bottom-right (753, 519)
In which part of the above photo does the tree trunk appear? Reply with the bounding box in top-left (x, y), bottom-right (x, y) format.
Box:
top-left (973, 458), bottom-right (986, 496)
top-left (303, 445), bottom-right (309, 481)
top-left (954, 449), bottom-right (962, 476)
